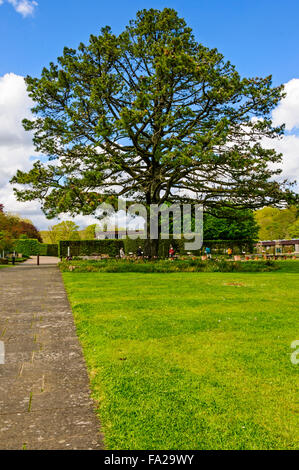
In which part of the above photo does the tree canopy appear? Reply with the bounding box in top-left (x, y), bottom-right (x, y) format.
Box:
top-left (0, 205), bottom-right (42, 248)
top-left (255, 206), bottom-right (299, 240)
top-left (45, 221), bottom-right (81, 244)
top-left (204, 210), bottom-right (259, 242)
top-left (11, 8), bottom-right (297, 254)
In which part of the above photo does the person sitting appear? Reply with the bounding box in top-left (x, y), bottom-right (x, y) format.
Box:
top-left (169, 245), bottom-right (175, 258)
top-left (137, 246), bottom-right (143, 257)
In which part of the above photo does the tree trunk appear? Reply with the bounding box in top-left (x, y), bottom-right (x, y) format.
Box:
top-left (144, 238), bottom-right (159, 258)
top-left (144, 208), bottom-right (160, 258)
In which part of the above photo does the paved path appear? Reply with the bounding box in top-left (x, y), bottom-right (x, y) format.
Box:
top-left (0, 264), bottom-right (104, 450)
top-left (23, 256), bottom-right (60, 265)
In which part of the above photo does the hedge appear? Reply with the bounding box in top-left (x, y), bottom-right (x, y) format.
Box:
top-left (14, 238), bottom-right (40, 256)
top-left (59, 238), bottom-right (255, 258)
top-left (59, 239), bottom-right (124, 257)
top-left (39, 244), bottom-right (58, 257)
top-left (13, 239), bottom-right (58, 257)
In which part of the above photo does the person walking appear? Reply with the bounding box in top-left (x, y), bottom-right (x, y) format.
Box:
top-left (205, 246), bottom-right (211, 259)
top-left (227, 247), bottom-right (233, 258)
top-left (120, 247), bottom-right (125, 259)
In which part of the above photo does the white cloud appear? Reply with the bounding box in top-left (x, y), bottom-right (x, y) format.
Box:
top-left (3, 0), bottom-right (38, 17)
top-left (272, 78), bottom-right (299, 131)
top-left (0, 73), bottom-right (99, 230)
top-left (0, 73), bottom-right (49, 227)
top-left (0, 73), bottom-right (126, 230)
top-left (262, 134), bottom-right (299, 187)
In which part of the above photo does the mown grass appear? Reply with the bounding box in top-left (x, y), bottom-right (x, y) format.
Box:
top-left (63, 271), bottom-right (299, 450)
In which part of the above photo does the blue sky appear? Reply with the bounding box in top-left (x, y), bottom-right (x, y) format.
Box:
top-left (1, 0), bottom-right (299, 85)
top-left (0, 0), bottom-right (299, 229)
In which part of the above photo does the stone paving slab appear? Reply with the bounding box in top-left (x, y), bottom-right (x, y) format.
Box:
top-left (23, 256), bottom-right (60, 265)
top-left (0, 265), bottom-right (104, 450)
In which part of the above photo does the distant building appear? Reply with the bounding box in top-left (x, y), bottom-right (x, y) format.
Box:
top-left (257, 239), bottom-right (299, 254)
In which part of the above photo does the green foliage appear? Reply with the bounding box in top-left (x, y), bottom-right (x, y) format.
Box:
top-left (39, 243), bottom-right (58, 257)
top-left (46, 221), bottom-right (81, 244)
top-left (14, 238), bottom-right (41, 256)
top-left (42, 223), bottom-right (97, 244)
top-left (255, 206), bottom-right (298, 240)
top-left (59, 237), bottom-right (254, 258)
top-left (59, 239), bottom-right (124, 257)
top-left (0, 206), bottom-right (42, 243)
top-left (11, 8), bottom-right (297, 259)
top-left (60, 258), bottom-right (279, 273)
top-left (12, 239), bottom-right (57, 257)
top-left (126, 237), bottom-right (254, 255)
top-left (0, 230), bottom-right (13, 252)
top-left (288, 219), bottom-right (299, 238)
top-left (80, 224), bottom-right (98, 240)
top-left (203, 210), bottom-right (259, 242)
top-left (124, 237), bottom-right (172, 258)
top-left (63, 271), bottom-right (299, 449)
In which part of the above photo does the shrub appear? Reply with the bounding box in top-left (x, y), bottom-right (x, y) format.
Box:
top-left (59, 259), bottom-right (280, 274)
top-left (39, 244), bottom-right (58, 257)
top-left (14, 238), bottom-right (40, 256)
top-left (59, 239), bottom-right (124, 257)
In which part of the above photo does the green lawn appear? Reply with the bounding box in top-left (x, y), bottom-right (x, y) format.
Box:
top-left (63, 271), bottom-right (299, 450)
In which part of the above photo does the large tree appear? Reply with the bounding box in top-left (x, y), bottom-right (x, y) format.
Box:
top-left (11, 8), bottom-right (297, 255)
top-left (46, 221), bottom-right (81, 244)
top-left (204, 210), bottom-right (259, 242)
top-left (0, 207), bottom-right (42, 242)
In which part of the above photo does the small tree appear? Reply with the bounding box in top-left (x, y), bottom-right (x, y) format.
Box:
top-left (0, 231), bottom-right (13, 254)
top-left (48, 221), bottom-right (81, 243)
top-left (80, 224), bottom-right (97, 240)
top-left (11, 8), bottom-right (297, 256)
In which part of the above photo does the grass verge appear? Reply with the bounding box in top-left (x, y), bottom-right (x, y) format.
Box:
top-left (63, 271), bottom-right (299, 450)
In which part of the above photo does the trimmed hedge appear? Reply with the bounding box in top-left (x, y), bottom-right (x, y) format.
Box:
top-left (13, 239), bottom-right (58, 257)
top-left (59, 239), bottom-right (124, 257)
top-left (39, 244), bottom-right (58, 257)
top-left (59, 238), bottom-right (255, 258)
top-left (124, 238), bottom-right (255, 256)
top-left (14, 238), bottom-right (40, 256)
